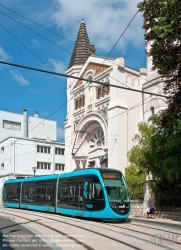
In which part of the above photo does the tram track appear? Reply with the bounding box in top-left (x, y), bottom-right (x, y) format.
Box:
top-left (2, 207), bottom-right (181, 249)
top-left (0, 208), bottom-right (148, 250)
top-left (0, 210), bottom-right (92, 250)
top-left (129, 221), bottom-right (181, 235)
top-left (99, 221), bottom-right (181, 245)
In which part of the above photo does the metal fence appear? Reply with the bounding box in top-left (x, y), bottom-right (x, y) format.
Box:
top-left (156, 192), bottom-right (181, 212)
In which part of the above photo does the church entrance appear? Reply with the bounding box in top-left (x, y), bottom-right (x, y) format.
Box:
top-left (89, 161), bottom-right (95, 168)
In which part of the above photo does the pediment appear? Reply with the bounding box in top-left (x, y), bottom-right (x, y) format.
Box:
top-left (73, 62), bottom-right (110, 89)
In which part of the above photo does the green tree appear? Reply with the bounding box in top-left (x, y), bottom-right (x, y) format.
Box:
top-left (138, 0), bottom-right (181, 129)
top-left (128, 114), bottom-right (181, 185)
top-left (125, 164), bottom-right (146, 200)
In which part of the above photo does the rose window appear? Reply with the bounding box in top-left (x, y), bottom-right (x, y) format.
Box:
top-left (89, 129), bottom-right (104, 149)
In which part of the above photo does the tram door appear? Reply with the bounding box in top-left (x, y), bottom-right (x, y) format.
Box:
top-left (76, 179), bottom-right (85, 216)
top-left (83, 175), bottom-right (105, 212)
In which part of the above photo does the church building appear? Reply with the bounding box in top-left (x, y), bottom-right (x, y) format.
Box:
top-left (64, 20), bottom-right (166, 174)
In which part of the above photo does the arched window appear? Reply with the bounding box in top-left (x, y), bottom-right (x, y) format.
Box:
top-left (79, 98), bottom-right (82, 108)
top-left (83, 96), bottom-right (85, 106)
top-left (75, 100), bottom-right (79, 110)
top-left (98, 88), bottom-right (101, 99)
top-left (102, 86), bottom-right (106, 97)
top-left (88, 75), bottom-right (92, 82)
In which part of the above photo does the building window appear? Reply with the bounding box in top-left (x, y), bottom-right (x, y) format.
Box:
top-left (37, 145), bottom-right (51, 154)
top-left (3, 120), bottom-right (21, 131)
top-left (97, 86), bottom-right (110, 99)
top-left (55, 163), bottom-right (65, 171)
top-left (97, 79), bottom-right (110, 99)
top-left (1, 163), bottom-right (4, 170)
top-left (55, 148), bottom-right (65, 155)
top-left (1, 147), bottom-right (4, 154)
top-left (98, 88), bottom-right (101, 99)
top-left (37, 162), bottom-right (51, 170)
top-left (75, 96), bottom-right (85, 110)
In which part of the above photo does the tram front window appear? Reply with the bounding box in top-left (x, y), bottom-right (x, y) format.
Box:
top-left (102, 173), bottom-right (129, 203)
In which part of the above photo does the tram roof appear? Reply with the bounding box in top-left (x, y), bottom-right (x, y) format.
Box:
top-left (4, 168), bottom-right (122, 184)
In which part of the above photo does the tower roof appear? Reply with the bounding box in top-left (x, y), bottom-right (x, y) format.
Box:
top-left (68, 21), bottom-right (96, 69)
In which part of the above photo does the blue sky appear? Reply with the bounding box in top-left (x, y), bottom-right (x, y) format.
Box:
top-left (0, 0), bottom-right (146, 142)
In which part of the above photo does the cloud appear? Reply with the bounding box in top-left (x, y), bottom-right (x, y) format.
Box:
top-left (48, 58), bottom-right (66, 73)
top-left (51, 0), bottom-right (144, 52)
top-left (10, 70), bottom-right (30, 86)
top-left (0, 46), bottom-right (11, 61)
top-left (32, 39), bottom-right (39, 46)
top-left (57, 127), bottom-right (65, 140)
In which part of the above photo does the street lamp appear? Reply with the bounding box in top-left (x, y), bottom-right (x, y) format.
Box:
top-left (99, 156), bottom-right (104, 168)
top-left (32, 167), bottom-right (37, 177)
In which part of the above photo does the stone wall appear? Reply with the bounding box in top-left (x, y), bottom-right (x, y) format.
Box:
top-left (130, 200), bottom-right (143, 216)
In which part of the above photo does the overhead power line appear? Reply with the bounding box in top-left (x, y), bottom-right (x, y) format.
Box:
top-left (0, 4), bottom-right (163, 91)
top-left (0, 11), bottom-right (71, 55)
top-left (102, 10), bottom-right (139, 65)
top-left (0, 24), bottom-right (48, 67)
top-left (0, 60), bottom-right (170, 100)
top-left (0, 3), bottom-right (74, 44)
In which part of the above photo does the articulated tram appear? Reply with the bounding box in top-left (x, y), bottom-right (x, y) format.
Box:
top-left (2, 168), bottom-right (130, 220)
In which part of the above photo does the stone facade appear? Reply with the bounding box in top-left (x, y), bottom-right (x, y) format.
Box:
top-left (64, 21), bottom-right (166, 177)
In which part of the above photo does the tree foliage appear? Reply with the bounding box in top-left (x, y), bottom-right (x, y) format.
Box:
top-left (138, 0), bottom-right (181, 128)
top-left (138, 0), bottom-right (181, 77)
top-left (125, 164), bottom-right (146, 200)
top-left (128, 114), bottom-right (181, 186)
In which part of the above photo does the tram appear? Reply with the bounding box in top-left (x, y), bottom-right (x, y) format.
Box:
top-left (2, 168), bottom-right (130, 220)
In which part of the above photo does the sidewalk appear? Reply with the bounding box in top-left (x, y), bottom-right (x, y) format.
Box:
top-left (129, 214), bottom-right (181, 227)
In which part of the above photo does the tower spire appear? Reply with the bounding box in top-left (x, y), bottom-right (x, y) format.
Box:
top-left (68, 22), bottom-right (96, 69)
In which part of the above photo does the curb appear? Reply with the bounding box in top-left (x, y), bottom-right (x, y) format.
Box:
top-left (0, 213), bottom-right (15, 220)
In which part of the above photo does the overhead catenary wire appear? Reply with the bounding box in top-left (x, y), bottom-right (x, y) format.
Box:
top-left (0, 3), bottom-right (74, 44)
top-left (0, 83), bottom-right (90, 152)
top-left (0, 94), bottom-right (153, 162)
top-left (63, 89), bottom-right (164, 143)
top-left (0, 5), bottom-right (170, 167)
top-left (0, 60), bottom-right (170, 100)
top-left (0, 59), bottom-right (169, 150)
top-left (0, 85), bottom-right (158, 156)
top-left (0, 88), bottom-right (163, 163)
top-left (0, 24), bottom-right (48, 67)
top-left (0, 11), bottom-right (71, 55)
top-left (64, 95), bottom-right (160, 148)
top-left (0, 4), bottom-right (168, 152)
top-left (0, 3), bottom-right (165, 90)
top-left (0, 4), bottom-right (165, 91)
top-left (102, 10), bottom-right (139, 65)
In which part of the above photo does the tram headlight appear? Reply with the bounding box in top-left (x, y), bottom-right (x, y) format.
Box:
top-left (110, 202), bottom-right (117, 209)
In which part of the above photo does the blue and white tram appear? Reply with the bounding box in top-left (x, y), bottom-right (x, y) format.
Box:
top-left (2, 168), bottom-right (130, 220)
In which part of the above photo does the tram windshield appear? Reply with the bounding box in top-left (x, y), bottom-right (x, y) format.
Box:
top-left (101, 173), bottom-right (129, 202)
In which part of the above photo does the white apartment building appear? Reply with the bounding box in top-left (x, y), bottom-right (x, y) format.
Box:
top-left (0, 109), bottom-right (65, 197)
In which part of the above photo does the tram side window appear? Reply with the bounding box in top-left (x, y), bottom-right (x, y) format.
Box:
top-left (58, 181), bottom-right (77, 208)
top-left (5, 183), bottom-right (21, 203)
top-left (21, 182), bottom-right (36, 204)
top-left (58, 178), bottom-right (84, 209)
top-left (35, 180), bottom-right (56, 206)
top-left (84, 175), bottom-right (105, 211)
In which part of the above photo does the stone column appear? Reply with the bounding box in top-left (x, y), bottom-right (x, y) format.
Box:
top-left (143, 177), bottom-right (152, 216)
